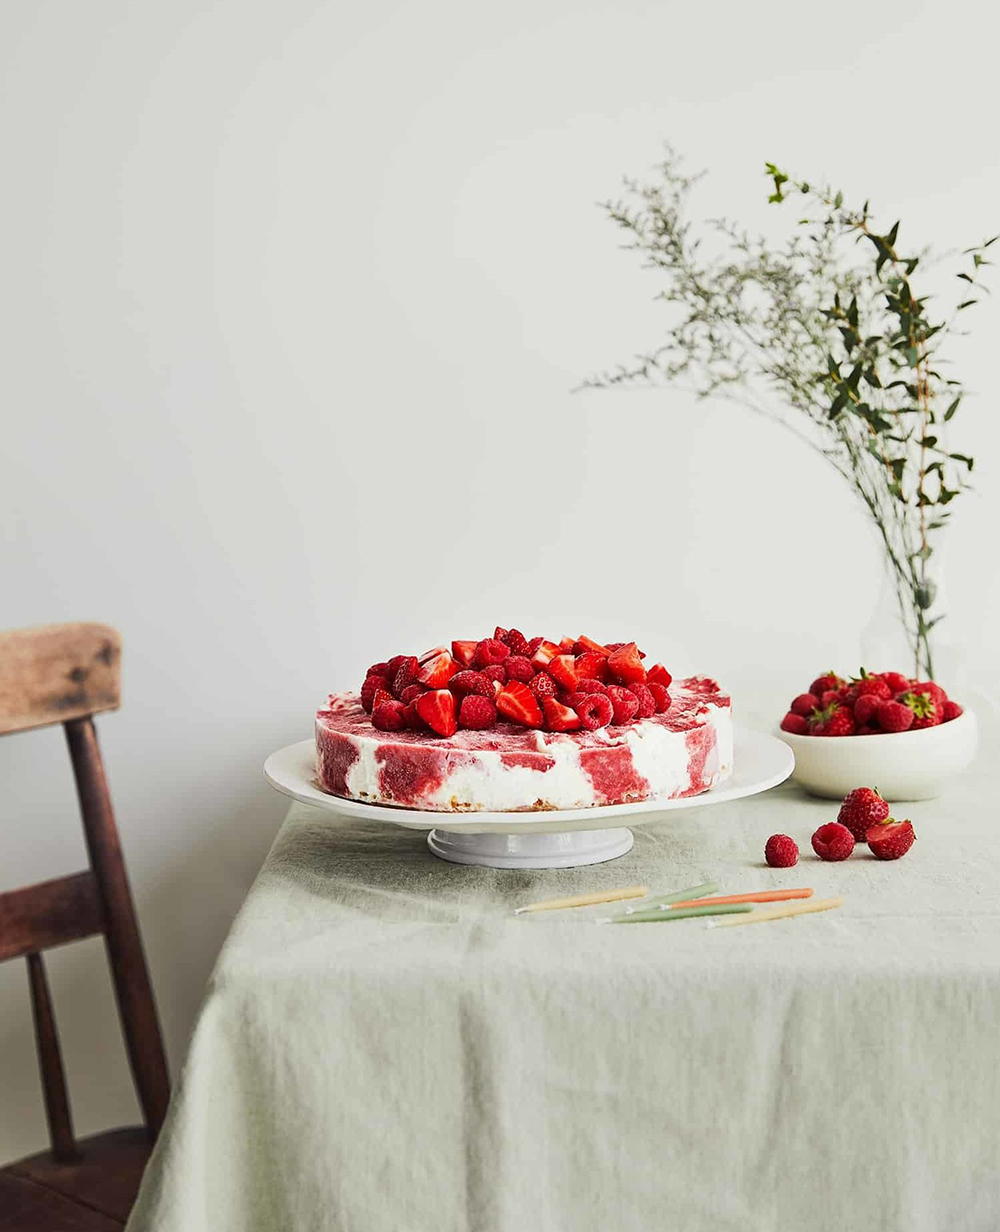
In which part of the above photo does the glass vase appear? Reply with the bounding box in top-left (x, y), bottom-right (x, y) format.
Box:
top-left (861, 552), bottom-right (951, 682)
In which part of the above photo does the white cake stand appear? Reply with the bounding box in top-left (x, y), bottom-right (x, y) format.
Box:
top-left (263, 729), bottom-right (794, 869)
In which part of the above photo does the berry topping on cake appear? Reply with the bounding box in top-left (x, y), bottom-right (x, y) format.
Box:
top-left (352, 628), bottom-right (681, 736)
top-left (496, 681), bottom-right (544, 728)
top-left (541, 697), bottom-right (582, 732)
top-left (415, 689), bottom-right (458, 738)
top-left (606, 685), bottom-right (640, 726)
top-left (607, 642), bottom-right (647, 685)
top-left (473, 638), bottom-right (511, 669)
top-left (458, 694), bottom-right (497, 730)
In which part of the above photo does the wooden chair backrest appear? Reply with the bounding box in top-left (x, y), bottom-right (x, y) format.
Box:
top-left (0, 623), bottom-right (169, 1162)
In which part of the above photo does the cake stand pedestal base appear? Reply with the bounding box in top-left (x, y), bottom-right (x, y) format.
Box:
top-left (425, 826), bottom-right (634, 869)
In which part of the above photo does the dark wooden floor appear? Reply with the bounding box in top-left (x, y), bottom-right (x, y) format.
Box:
top-left (0, 1128), bottom-right (152, 1230)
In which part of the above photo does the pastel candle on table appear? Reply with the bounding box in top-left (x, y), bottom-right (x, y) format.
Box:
top-left (514, 885), bottom-right (649, 914)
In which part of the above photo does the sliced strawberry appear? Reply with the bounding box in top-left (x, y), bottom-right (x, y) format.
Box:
top-left (371, 687), bottom-right (394, 712)
top-left (361, 674), bottom-right (389, 712)
top-left (417, 645), bottom-right (448, 665)
top-left (494, 626), bottom-right (510, 643)
top-left (391, 655), bottom-right (419, 696)
top-left (574, 651), bottom-right (608, 681)
top-left (547, 654), bottom-right (579, 692)
top-left (451, 639), bottom-right (478, 667)
top-left (496, 681), bottom-right (543, 728)
top-left (542, 696), bottom-right (581, 732)
top-left (557, 635), bottom-right (577, 654)
top-left (646, 663), bottom-right (672, 687)
top-left (607, 642), bottom-right (647, 685)
top-left (415, 688), bottom-right (458, 737)
top-left (529, 640), bottom-right (560, 669)
top-left (575, 634), bottom-right (610, 656)
top-left (416, 652), bottom-right (459, 688)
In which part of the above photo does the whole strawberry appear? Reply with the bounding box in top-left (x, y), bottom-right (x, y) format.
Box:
top-left (790, 692), bottom-right (819, 717)
top-left (853, 694), bottom-right (882, 728)
top-left (811, 822), bottom-right (855, 861)
top-left (899, 690), bottom-right (940, 730)
top-left (780, 712), bottom-right (809, 735)
top-left (876, 699), bottom-right (914, 733)
top-left (942, 700), bottom-right (964, 722)
top-left (810, 703), bottom-right (856, 737)
top-left (809, 672), bottom-right (844, 697)
top-left (837, 787), bottom-right (890, 842)
top-left (848, 674), bottom-right (891, 704)
top-left (867, 819), bottom-right (915, 860)
top-left (878, 671), bottom-right (911, 695)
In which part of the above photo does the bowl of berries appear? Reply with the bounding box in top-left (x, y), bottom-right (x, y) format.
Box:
top-left (776, 670), bottom-right (978, 801)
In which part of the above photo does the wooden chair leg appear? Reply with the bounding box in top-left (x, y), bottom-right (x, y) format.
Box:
top-left (64, 717), bottom-right (170, 1136)
top-left (26, 952), bottom-right (79, 1162)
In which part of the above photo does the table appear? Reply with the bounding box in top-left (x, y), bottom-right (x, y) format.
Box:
top-left (127, 727), bottom-right (1000, 1232)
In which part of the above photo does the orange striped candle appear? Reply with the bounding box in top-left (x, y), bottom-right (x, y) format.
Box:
top-left (668, 887), bottom-right (813, 910)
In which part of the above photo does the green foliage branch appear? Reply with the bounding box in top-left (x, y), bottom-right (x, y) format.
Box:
top-left (585, 148), bottom-right (995, 677)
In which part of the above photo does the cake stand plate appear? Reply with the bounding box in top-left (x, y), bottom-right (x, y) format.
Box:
top-left (263, 729), bottom-right (793, 868)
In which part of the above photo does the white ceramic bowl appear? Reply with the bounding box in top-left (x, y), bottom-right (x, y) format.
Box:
top-left (775, 710), bottom-right (979, 801)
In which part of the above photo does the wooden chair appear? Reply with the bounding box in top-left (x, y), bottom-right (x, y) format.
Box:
top-left (0, 623), bottom-right (169, 1229)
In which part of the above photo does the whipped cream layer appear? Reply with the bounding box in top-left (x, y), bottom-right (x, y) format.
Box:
top-left (315, 677), bottom-right (732, 812)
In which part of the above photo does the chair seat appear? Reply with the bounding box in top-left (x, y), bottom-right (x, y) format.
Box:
top-left (2, 1126), bottom-right (153, 1228)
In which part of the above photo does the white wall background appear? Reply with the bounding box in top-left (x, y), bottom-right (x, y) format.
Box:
top-left (2, 0), bottom-right (998, 1160)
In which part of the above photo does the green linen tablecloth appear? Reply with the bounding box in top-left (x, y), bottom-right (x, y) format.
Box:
top-left (128, 731), bottom-right (1000, 1232)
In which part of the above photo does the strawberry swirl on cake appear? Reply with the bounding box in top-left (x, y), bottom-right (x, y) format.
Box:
top-left (315, 628), bottom-right (733, 812)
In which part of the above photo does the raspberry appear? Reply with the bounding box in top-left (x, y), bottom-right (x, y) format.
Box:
top-left (878, 671), bottom-right (911, 694)
top-left (780, 712), bottom-right (809, 735)
top-left (837, 787), bottom-right (890, 842)
top-left (372, 699), bottom-right (407, 732)
top-left (809, 672), bottom-right (844, 697)
top-left (504, 655), bottom-right (534, 683)
top-left (866, 819), bottom-right (915, 860)
top-left (448, 670), bottom-right (494, 699)
top-left (361, 674), bottom-right (389, 713)
top-left (366, 661), bottom-right (390, 678)
top-left (571, 693), bottom-right (613, 731)
top-left (764, 834), bottom-right (798, 868)
top-left (811, 821), bottom-right (855, 862)
top-left (458, 694), bottom-right (497, 730)
top-left (876, 700), bottom-right (914, 733)
top-left (472, 638), bottom-right (511, 669)
top-left (392, 655), bottom-right (419, 695)
top-left (857, 724), bottom-right (878, 735)
top-left (398, 684), bottom-right (424, 705)
top-left (790, 692), bottom-right (819, 717)
top-left (629, 682), bottom-right (656, 719)
top-left (573, 678), bottom-right (609, 696)
top-left (606, 685), bottom-right (639, 726)
top-left (502, 628), bottom-right (530, 656)
top-left (528, 672), bottom-right (558, 699)
top-left (647, 683), bottom-right (671, 713)
top-left (942, 700), bottom-right (963, 722)
top-left (853, 694), bottom-right (882, 727)
top-left (481, 663), bottom-right (507, 686)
